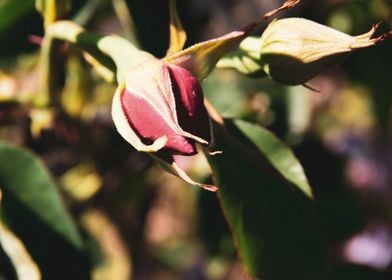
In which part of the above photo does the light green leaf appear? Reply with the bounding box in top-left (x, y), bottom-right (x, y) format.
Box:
top-left (234, 119), bottom-right (313, 198)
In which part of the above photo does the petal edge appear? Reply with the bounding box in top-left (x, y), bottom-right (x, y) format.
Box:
top-left (112, 83), bottom-right (168, 152)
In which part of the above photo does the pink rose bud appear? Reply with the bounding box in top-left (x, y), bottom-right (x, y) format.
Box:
top-left (112, 59), bottom-right (211, 157)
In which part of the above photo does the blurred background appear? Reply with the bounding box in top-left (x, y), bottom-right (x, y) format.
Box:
top-left (1, 0), bottom-right (392, 279)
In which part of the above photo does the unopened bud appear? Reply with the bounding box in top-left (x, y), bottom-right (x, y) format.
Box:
top-left (112, 60), bottom-right (210, 156)
top-left (111, 59), bottom-right (216, 191)
top-left (258, 17), bottom-right (391, 85)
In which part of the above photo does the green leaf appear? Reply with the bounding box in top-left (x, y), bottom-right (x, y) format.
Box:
top-left (207, 119), bottom-right (326, 280)
top-left (0, 142), bottom-right (90, 279)
top-left (234, 119), bottom-right (313, 198)
top-left (0, 0), bottom-right (35, 35)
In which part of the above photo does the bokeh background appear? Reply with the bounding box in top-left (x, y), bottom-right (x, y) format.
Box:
top-left (1, 0), bottom-right (392, 279)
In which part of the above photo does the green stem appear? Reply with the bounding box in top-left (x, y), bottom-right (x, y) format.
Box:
top-left (36, 0), bottom-right (71, 107)
top-left (36, 36), bottom-right (56, 107)
top-left (73, 0), bottom-right (104, 26)
top-left (112, 0), bottom-right (138, 44)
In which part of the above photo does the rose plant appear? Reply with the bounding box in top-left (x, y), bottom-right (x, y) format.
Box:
top-left (0, 0), bottom-right (391, 279)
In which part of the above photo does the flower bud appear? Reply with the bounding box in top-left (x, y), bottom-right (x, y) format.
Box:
top-left (258, 17), bottom-right (391, 85)
top-left (112, 59), bottom-right (210, 155)
top-left (111, 59), bottom-right (216, 191)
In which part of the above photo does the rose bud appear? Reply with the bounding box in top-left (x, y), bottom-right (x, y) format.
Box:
top-left (254, 17), bottom-right (391, 85)
top-left (112, 59), bottom-right (216, 191)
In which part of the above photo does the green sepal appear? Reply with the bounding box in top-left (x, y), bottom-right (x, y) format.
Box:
top-left (164, 29), bottom-right (250, 80)
top-left (164, 0), bottom-right (302, 80)
top-left (153, 154), bottom-right (217, 192)
top-left (166, 0), bottom-right (187, 55)
top-left (216, 37), bottom-right (267, 77)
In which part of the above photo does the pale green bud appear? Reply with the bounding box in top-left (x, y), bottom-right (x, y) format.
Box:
top-left (258, 17), bottom-right (391, 85)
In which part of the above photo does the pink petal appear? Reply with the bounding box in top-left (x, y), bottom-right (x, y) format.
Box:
top-left (121, 88), bottom-right (197, 156)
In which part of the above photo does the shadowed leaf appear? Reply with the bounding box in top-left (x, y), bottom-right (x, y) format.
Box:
top-left (0, 142), bottom-right (90, 279)
top-left (0, 0), bottom-right (35, 35)
top-left (207, 119), bottom-right (326, 280)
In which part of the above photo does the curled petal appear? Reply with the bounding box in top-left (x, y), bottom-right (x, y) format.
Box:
top-left (168, 64), bottom-right (211, 142)
top-left (125, 60), bottom-right (208, 145)
top-left (120, 88), bottom-right (198, 155)
top-left (112, 59), bottom-right (211, 156)
top-left (112, 83), bottom-right (168, 152)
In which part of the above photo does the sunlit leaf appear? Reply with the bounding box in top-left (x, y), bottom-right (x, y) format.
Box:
top-left (60, 163), bottom-right (102, 201)
top-left (207, 119), bottom-right (326, 280)
top-left (234, 119), bottom-right (313, 198)
top-left (0, 142), bottom-right (90, 279)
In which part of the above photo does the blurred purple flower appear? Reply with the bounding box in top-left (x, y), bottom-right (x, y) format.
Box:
top-left (343, 225), bottom-right (392, 270)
